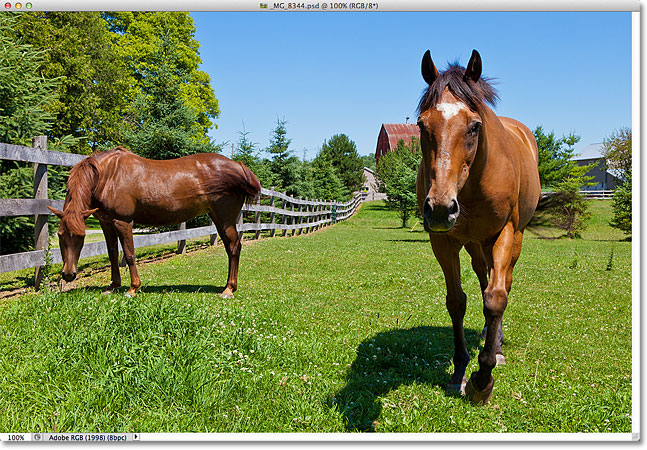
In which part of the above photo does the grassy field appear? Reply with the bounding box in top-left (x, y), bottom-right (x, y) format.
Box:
top-left (0, 201), bottom-right (633, 433)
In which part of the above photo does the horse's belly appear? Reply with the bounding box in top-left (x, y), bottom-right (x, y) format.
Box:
top-left (132, 199), bottom-right (209, 226)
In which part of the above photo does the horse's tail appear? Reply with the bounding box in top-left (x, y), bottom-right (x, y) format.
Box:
top-left (237, 161), bottom-right (262, 205)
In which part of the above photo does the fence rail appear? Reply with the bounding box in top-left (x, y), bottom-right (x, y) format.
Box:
top-left (0, 137), bottom-right (363, 288)
top-left (541, 190), bottom-right (615, 200)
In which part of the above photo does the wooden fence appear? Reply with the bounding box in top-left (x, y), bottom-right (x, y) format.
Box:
top-left (0, 137), bottom-right (363, 289)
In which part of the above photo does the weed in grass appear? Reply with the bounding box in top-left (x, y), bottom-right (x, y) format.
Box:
top-left (606, 245), bottom-right (615, 271)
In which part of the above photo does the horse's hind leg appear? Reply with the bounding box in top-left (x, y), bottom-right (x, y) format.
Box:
top-left (430, 234), bottom-right (469, 393)
top-left (209, 196), bottom-right (245, 299)
top-left (99, 220), bottom-right (121, 293)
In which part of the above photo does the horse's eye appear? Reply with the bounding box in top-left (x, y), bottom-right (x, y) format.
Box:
top-left (468, 122), bottom-right (482, 136)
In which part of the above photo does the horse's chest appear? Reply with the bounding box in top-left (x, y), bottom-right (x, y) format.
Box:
top-left (451, 201), bottom-right (510, 242)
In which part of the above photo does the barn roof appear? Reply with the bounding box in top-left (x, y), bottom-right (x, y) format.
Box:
top-left (382, 123), bottom-right (420, 149)
top-left (574, 143), bottom-right (604, 160)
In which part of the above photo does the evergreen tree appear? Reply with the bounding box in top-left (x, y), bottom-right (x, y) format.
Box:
top-left (610, 173), bottom-right (631, 236)
top-left (320, 134), bottom-right (364, 194)
top-left (233, 126), bottom-right (258, 169)
top-left (0, 13), bottom-right (62, 254)
top-left (312, 152), bottom-right (347, 201)
top-left (534, 126), bottom-right (580, 188)
top-left (266, 118), bottom-right (300, 195)
top-left (545, 164), bottom-right (596, 238)
top-left (104, 12), bottom-right (219, 140)
top-left (121, 30), bottom-right (215, 159)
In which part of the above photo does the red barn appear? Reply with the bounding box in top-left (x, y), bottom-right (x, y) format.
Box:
top-left (375, 123), bottom-right (420, 164)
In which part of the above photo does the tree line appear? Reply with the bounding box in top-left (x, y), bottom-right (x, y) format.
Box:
top-left (376, 125), bottom-right (632, 238)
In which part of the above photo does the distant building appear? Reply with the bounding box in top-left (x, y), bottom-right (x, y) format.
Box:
top-left (375, 123), bottom-right (420, 164)
top-left (573, 143), bottom-right (619, 191)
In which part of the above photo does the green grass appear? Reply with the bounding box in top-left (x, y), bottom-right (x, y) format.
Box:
top-left (0, 201), bottom-right (632, 433)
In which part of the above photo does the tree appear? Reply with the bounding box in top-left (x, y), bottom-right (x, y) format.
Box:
top-left (233, 126), bottom-right (258, 169)
top-left (544, 164), bottom-right (596, 238)
top-left (320, 134), bottom-right (365, 194)
top-left (602, 128), bottom-right (632, 235)
top-left (121, 31), bottom-right (215, 160)
top-left (359, 154), bottom-right (377, 172)
top-left (0, 13), bottom-right (64, 254)
top-left (534, 126), bottom-right (581, 188)
top-left (376, 138), bottom-right (421, 227)
top-left (610, 173), bottom-right (631, 236)
top-left (266, 118), bottom-right (300, 195)
top-left (104, 12), bottom-right (219, 141)
top-left (311, 152), bottom-right (347, 201)
top-left (601, 127), bottom-right (631, 183)
top-left (15, 12), bottom-right (130, 153)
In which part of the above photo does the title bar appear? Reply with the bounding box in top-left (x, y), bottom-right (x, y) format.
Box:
top-left (1, 0), bottom-right (640, 11)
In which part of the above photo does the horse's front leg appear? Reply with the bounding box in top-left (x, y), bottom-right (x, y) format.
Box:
top-left (112, 219), bottom-right (141, 297)
top-left (99, 220), bottom-right (121, 293)
top-left (465, 222), bottom-right (515, 404)
top-left (430, 234), bottom-right (469, 393)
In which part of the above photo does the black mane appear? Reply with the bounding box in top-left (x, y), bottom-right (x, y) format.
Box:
top-left (417, 63), bottom-right (499, 115)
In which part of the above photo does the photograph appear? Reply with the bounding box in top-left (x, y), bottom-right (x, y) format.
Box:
top-left (0, 4), bottom-right (635, 439)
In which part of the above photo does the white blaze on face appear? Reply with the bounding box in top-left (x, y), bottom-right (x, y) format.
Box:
top-left (435, 101), bottom-right (466, 120)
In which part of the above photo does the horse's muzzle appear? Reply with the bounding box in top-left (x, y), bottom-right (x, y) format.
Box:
top-left (62, 271), bottom-right (77, 282)
top-left (423, 197), bottom-right (459, 233)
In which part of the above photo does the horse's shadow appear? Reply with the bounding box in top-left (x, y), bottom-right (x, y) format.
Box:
top-left (329, 326), bottom-right (480, 432)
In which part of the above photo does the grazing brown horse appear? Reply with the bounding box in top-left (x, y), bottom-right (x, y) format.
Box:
top-left (416, 50), bottom-right (541, 403)
top-left (48, 147), bottom-right (261, 298)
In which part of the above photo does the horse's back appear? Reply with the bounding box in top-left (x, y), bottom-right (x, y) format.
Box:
top-left (499, 117), bottom-right (538, 163)
top-left (498, 116), bottom-right (541, 227)
top-left (92, 149), bottom-right (257, 225)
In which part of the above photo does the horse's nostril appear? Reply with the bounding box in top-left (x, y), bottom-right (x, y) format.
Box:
top-left (423, 199), bottom-right (433, 217)
top-left (448, 199), bottom-right (459, 216)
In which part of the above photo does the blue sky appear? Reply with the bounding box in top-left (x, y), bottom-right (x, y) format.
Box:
top-left (192, 11), bottom-right (632, 160)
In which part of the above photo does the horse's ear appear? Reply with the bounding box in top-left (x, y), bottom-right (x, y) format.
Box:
top-left (47, 206), bottom-right (64, 219)
top-left (464, 49), bottom-right (482, 82)
top-left (82, 208), bottom-right (99, 219)
top-left (421, 50), bottom-right (439, 85)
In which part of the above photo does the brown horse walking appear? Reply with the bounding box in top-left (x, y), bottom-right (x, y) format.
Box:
top-left (48, 147), bottom-right (261, 298)
top-left (415, 50), bottom-right (541, 403)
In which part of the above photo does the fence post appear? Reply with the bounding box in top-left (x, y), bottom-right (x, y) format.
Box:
top-left (291, 200), bottom-right (296, 236)
top-left (32, 135), bottom-right (48, 291)
top-left (254, 195), bottom-right (262, 240)
top-left (298, 197), bottom-right (304, 235)
top-left (177, 222), bottom-right (186, 254)
top-left (316, 200), bottom-right (321, 230)
top-left (269, 188), bottom-right (276, 238)
top-left (209, 219), bottom-right (218, 246)
top-left (282, 199), bottom-right (288, 237)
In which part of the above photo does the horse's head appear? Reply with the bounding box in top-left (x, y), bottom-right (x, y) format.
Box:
top-left (416, 49), bottom-right (496, 233)
top-left (47, 206), bottom-right (98, 282)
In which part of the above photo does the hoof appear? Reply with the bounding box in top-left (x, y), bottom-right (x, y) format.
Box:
top-left (496, 353), bottom-right (507, 366)
top-left (464, 374), bottom-right (494, 404)
top-left (220, 289), bottom-right (234, 299)
top-left (447, 376), bottom-right (467, 395)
